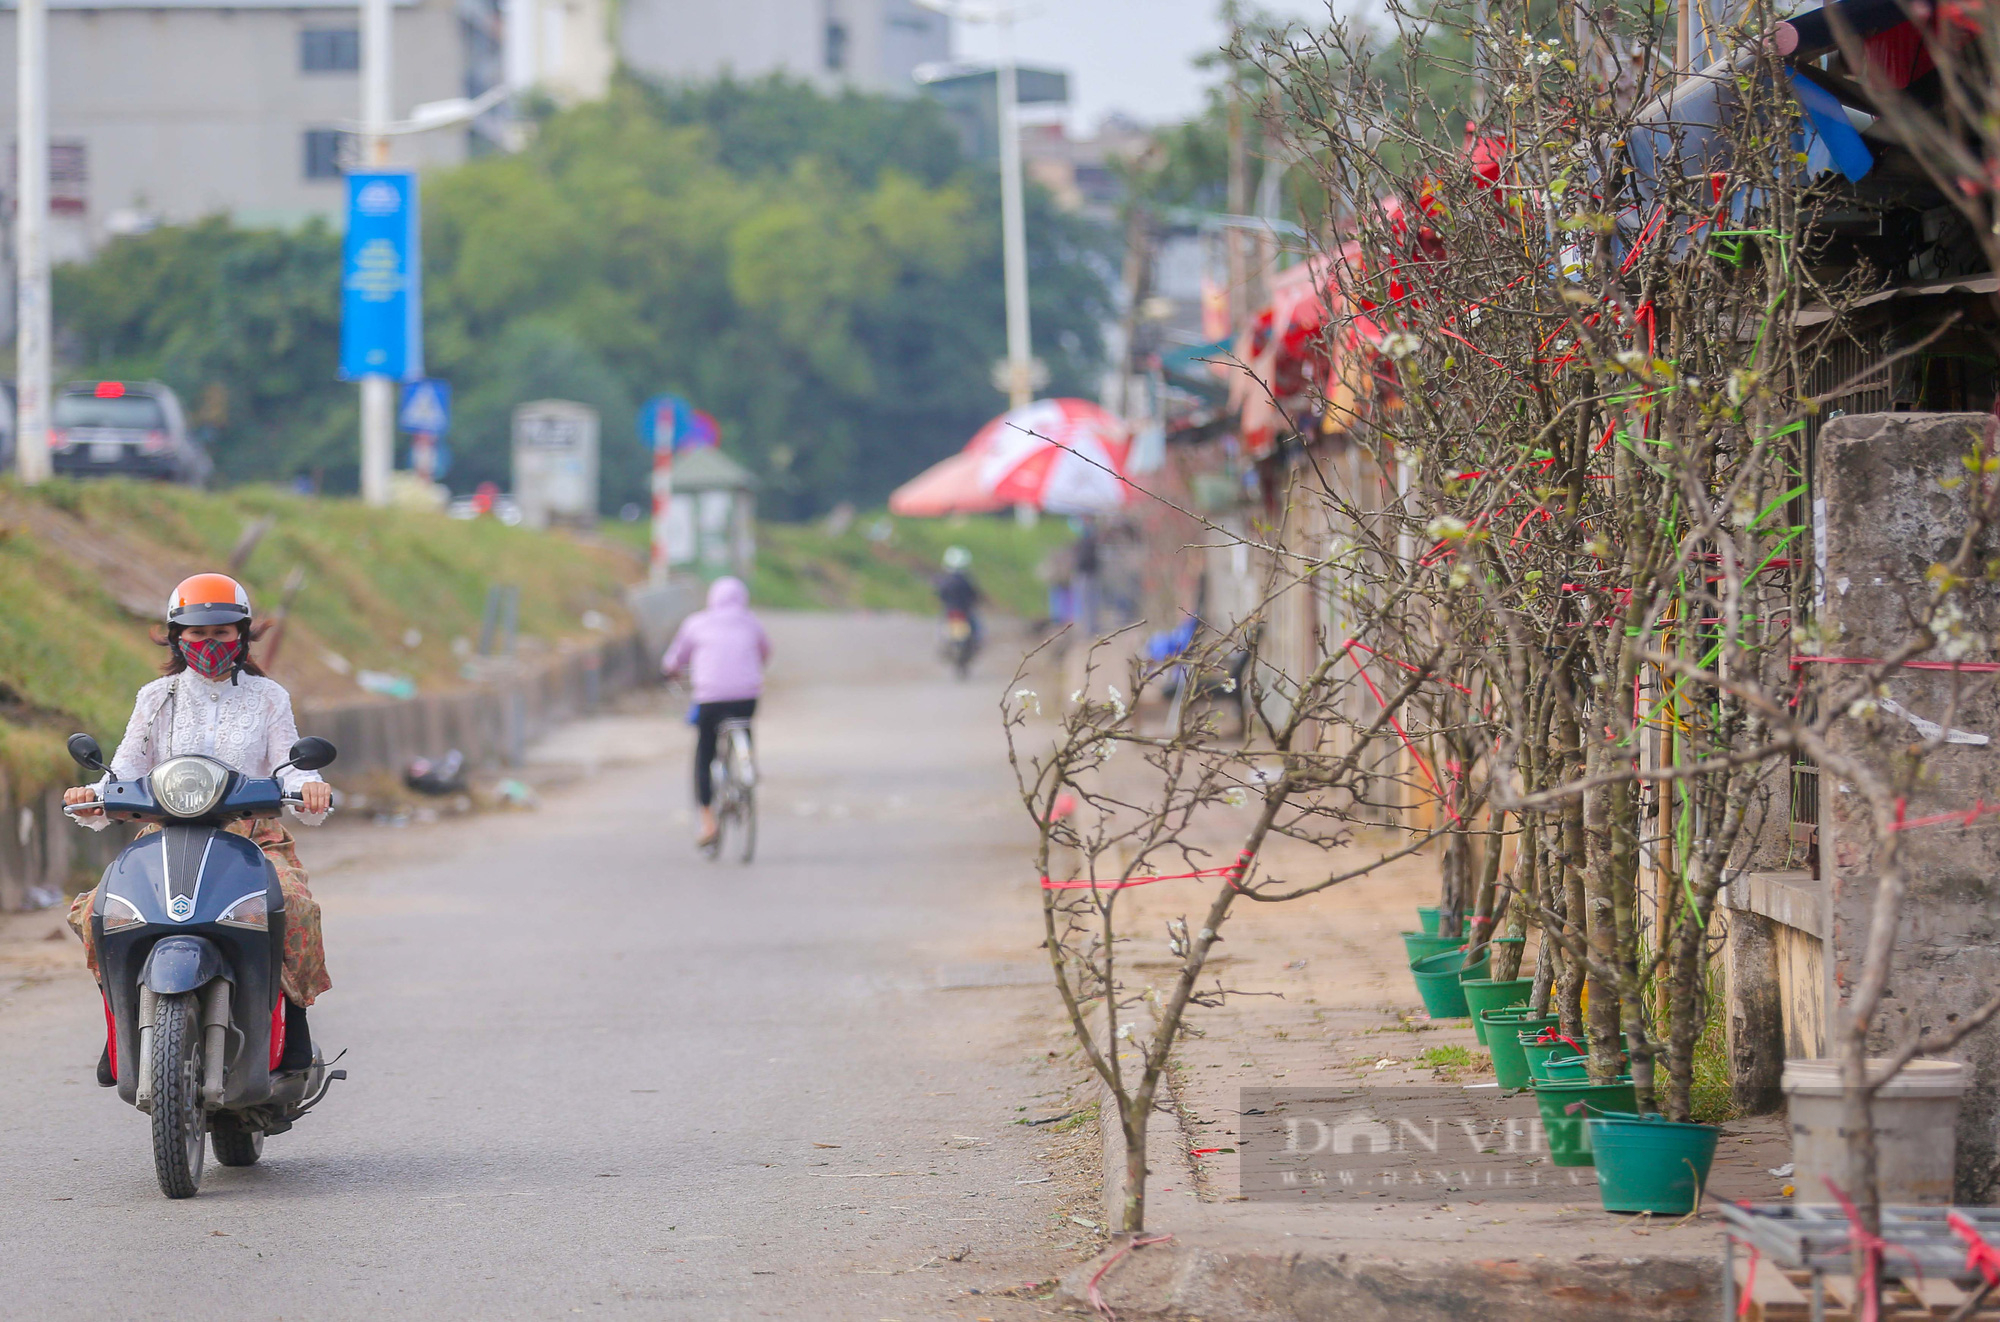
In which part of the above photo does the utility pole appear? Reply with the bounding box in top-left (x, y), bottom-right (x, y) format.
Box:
top-left (13, 0), bottom-right (49, 484)
top-left (994, 10), bottom-right (1032, 409)
top-left (504, 0), bottom-right (539, 93)
top-left (1224, 72), bottom-right (1248, 330)
top-left (916, 0), bottom-right (1034, 408)
top-left (358, 0), bottom-right (394, 505)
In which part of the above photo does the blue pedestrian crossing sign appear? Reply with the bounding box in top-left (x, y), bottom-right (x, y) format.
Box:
top-left (399, 378), bottom-right (451, 435)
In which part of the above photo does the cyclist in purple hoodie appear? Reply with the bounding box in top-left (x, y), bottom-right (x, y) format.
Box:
top-left (661, 576), bottom-right (771, 847)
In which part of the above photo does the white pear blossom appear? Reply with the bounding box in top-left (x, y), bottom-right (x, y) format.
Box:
top-left (1378, 330), bottom-right (1423, 361)
top-left (1013, 688), bottom-right (1041, 715)
top-left (1930, 597), bottom-right (1980, 660)
top-left (1426, 514), bottom-right (1470, 542)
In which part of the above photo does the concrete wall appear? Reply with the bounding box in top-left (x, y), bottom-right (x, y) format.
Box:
top-left (1724, 870), bottom-right (1830, 1112)
top-left (298, 631), bottom-right (648, 779)
top-left (1818, 410), bottom-right (2000, 1200)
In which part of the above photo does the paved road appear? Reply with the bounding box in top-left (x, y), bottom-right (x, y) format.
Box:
top-left (0, 613), bottom-right (1083, 1320)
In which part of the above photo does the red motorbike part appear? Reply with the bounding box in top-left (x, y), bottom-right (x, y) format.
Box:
top-left (268, 995), bottom-right (286, 1071)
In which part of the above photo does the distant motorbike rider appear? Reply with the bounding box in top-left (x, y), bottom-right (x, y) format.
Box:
top-left (63, 573), bottom-right (333, 1081)
top-left (933, 546), bottom-right (986, 646)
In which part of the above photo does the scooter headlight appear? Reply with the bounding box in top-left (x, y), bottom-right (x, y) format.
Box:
top-left (150, 756), bottom-right (228, 818)
top-left (100, 893), bottom-right (145, 933)
top-left (217, 891), bottom-right (268, 930)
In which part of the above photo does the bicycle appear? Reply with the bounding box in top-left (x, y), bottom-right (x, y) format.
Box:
top-left (702, 717), bottom-right (757, 864)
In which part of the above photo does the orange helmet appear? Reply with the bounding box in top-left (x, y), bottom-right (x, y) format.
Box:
top-left (166, 573), bottom-right (251, 628)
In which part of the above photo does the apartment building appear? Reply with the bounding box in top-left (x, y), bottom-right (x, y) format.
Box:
top-left (0, 0), bottom-right (502, 260)
top-left (618, 0), bottom-right (948, 96)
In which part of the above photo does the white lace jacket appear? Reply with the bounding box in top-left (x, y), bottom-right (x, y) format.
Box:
top-left (81, 672), bottom-right (328, 829)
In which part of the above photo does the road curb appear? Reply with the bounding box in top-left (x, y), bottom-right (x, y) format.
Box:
top-left (1058, 1236), bottom-right (1717, 1321)
top-left (1078, 1066), bottom-right (1720, 1319)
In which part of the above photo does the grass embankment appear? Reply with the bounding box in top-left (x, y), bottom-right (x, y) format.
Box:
top-left (601, 511), bottom-right (1072, 616)
top-left (0, 478), bottom-right (640, 789)
top-left (752, 514), bottom-right (1072, 616)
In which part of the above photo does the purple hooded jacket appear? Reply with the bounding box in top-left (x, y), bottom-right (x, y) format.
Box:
top-left (661, 577), bottom-right (771, 704)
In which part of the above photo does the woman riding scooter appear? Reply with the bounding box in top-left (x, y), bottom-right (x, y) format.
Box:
top-left (64, 573), bottom-right (333, 1079)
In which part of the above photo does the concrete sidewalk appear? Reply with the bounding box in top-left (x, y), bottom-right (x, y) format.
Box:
top-left (1047, 822), bottom-right (1789, 1321)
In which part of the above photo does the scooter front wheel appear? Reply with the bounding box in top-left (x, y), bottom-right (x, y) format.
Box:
top-left (150, 992), bottom-right (206, 1198)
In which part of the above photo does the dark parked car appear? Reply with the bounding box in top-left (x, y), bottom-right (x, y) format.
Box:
top-left (49, 381), bottom-right (210, 485)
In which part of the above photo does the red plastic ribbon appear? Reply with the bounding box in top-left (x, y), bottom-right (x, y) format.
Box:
top-left (1338, 641), bottom-right (1464, 825)
top-left (1888, 799), bottom-right (2000, 834)
top-left (1949, 1210), bottom-right (2000, 1287)
top-left (1735, 1243), bottom-right (1761, 1318)
top-left (1792, 655), bottom-right (2000, 674)
top-left (1087, 1232), bottom-right (1174, 1321)
top-left (1043, 850), bottom-right (1252, 892)
top-left (1823, 1176), bottom-right (1925, 1322)
top-left (1535, 1029), bottom-right (1586, 1057)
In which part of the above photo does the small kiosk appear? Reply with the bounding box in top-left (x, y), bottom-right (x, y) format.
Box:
top-left (665, 446), bottom-right (757, 577)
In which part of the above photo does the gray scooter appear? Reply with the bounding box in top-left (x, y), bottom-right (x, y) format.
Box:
top-left (65, 731), bottom-right (346, 1198)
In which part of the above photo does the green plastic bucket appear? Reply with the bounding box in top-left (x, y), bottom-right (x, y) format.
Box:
top-left (1401, 932), bottom-right (1464, 966)
top-left (1410, 947), bottom-right (1488, 1018)
top-left (1542, 1052), bottom-right (1591, 1082)
top-left (1587, 1112), bottom-right (1719, 1214)
top-left (1484, 1011), bottom-right (1556, 1089)
top-left (1532, 1078), bottom-right (1637, 1167)
top-left (1460, 978), bottom-right (1534, 1045)
top-left (1521, 1029), bottom-right (1584, 1082)
top-left (1521, 1029), bottom-right (1626, 1082)
top-left (1417, 906), bottom-right (1467, 937)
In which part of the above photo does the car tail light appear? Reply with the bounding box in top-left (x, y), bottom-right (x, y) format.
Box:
top-left (141, 430), bottom-right (170, 453)
top-left (94, 381), bottom-right (125, 398)
top-left (48, 428), bottom-right (72, 452)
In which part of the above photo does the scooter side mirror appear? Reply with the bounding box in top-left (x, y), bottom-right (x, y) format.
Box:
top-left (283, 736), bottom-right (338, 773)
top-left (67, 733), bottom-right (108, 772)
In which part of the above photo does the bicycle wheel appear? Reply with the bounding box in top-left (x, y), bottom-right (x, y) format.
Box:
top-left (702, 758), bottom-right (727, 860)
top-left (735, 782), bottom-right (756, 863)
top-left (727, 727), bottom-right (757, 863)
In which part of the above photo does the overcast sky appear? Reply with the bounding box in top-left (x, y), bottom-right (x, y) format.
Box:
top-left (948, 0), bottom-right (1338, 132)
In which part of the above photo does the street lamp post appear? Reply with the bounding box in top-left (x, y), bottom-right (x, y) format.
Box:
top-left (14, 0), bottom-right (50, 484)
top-left (918, 0), bottom-right (1035, 409)
top-left (358, 0), bottom-right (394, 506)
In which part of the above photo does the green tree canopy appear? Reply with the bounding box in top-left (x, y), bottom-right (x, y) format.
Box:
top-left (52, 73), bottom-right (1114, 517)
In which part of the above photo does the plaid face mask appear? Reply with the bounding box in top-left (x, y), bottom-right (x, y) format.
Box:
top-left (180, 635), bottom-right (242, 681)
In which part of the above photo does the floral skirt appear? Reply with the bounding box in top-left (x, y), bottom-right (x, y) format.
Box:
top-left (66, 818), bottom-right (331, 1007)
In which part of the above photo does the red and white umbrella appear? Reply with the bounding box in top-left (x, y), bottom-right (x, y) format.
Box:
top-left (969, 398), bottom-right (1133, 515)
top-left (886, 449), bottom-right (1008, 518)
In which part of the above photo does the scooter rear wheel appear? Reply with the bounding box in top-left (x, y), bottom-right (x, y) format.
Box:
top-left (150, 992), bottom-right (206, 1198)
top-left (211, 1115), bottom-right (264, 1167)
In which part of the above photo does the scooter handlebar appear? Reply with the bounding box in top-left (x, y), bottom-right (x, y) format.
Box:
top-left (59, 791), bottom-right (331, 819)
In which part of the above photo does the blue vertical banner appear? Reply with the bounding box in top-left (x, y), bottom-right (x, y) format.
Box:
top-left (340, 171), bottom-right (423, 381)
